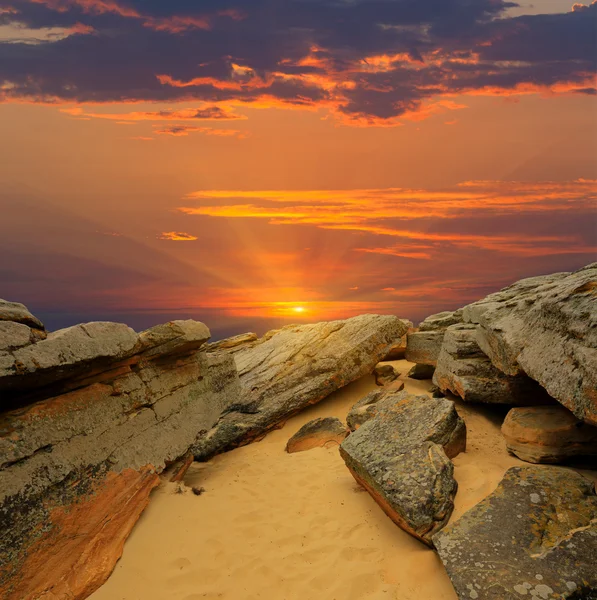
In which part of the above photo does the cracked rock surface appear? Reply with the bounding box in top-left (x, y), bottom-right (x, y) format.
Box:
top-left (434, 466), bottom-right (597, 600)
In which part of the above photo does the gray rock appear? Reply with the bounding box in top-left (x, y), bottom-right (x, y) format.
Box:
top-left (501, 405), bottom-right (597, 464)
top-left (206, 332), bottom-right (258, 353)
top-left (137, 320), bottom-right (210, 357)
top-left (0, 322), bottom-right (36, 352)
top-left (0, 299), bottom-right (45, 331)
top-left (381, 319), bottom-right (414, 361)
top-left (462, 263), bottom-right (597, 425)
top-left (340, 392), bottom-right (466, 545)
top-left (193, 314), bottom-right (407, 460)
top-left (434, 466), bottom-right (597, 600)
top-left (418, 310), bottom-right (463, 332)
top-left (286, 417), bottom-right (348, 453)
top-left (374, 363), bottom-right (400, 386)
top-left (433, 324), bottom-right (552, 405)
top-left (346, 388), bottom-right (395, 431)
top-left (405, 331), bottom-right (444, 366)
top-left (407, 363), bottom-right (436, 380)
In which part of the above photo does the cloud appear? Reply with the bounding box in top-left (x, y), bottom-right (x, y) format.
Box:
top-left (158, 231), bottom-right (198, 240)
top-left (0, 0), bottom-right (594, 122)
top-left (152, 124), bottom-right (247, 137)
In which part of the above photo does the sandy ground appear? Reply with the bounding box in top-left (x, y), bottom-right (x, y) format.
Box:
top-left (91, 359), bottom-right (596, 600)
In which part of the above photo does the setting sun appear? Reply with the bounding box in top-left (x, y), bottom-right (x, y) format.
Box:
top-left (293, 306), bottom-right (306, 313)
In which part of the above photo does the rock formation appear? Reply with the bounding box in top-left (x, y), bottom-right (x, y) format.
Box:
top-left (502, 405), bottom-right (597, 464)
top-left (340, 391), bottom-right (466, 545)
top-left (0, 310), bottom-right (241, 600)
top-left (434, 466), bottom-right (597, 599)
top-left (418, 310), bottom-right (463, 332)
top-left (433, 323), bottom-right (551, 405)
top-left (380, 319), bottom-right (413, 360)
top-left (346, 388), bottom-right (393, 431)
top-left (286, 417), bottom-right (348, 453)
top-left (193, 314), bottom-right (407, 460)
top-left (405, 331), bottom-right (444, 366)
top-left (462, 263), bottom-right (597, 425)
top-left (373, 363), bottom-right (400, 386)
top-left (407, 363), bottom-right (436, 380)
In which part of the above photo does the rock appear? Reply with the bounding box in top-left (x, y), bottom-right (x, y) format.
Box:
top-left (193, 314), bottom-right (408, 460)
top-left (374, 363), bottom-right (400, 386)
top-left (0, 299), bottom-right (45, 331)
top-left (418, 310), bottom-right (463, 332)
top-left (286, 417), bottom-right (348, 453)
top-left (502, 405), bottom-right (597, 463)
top-left (0, 322), bottom-right (38, 352)
top-left (433, 324), bottom-right (552, 405)
top-left (434, 466), bottom-right (597, 600)
top-left (405, 331), bottom-right (444, 366)
top-left (207, 332), bottom-right (258, 353)
top-left (462, 263), bottom-right (597, 425)
top-left (381, 319), bottom-right (414, 360)
top-left (429, 385), bottom-right (445, 398)
top-left (0, 318), bottom-right (241, 600)
top-left (340, 391), bottom-right (466, 545)
top-left (347, 388), bottom-right (393, 431)
top-left (407, 363), bottom-right (436, 380)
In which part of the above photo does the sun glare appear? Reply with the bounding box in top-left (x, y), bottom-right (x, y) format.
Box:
top-left (293, 306), bottom-right (306, 313)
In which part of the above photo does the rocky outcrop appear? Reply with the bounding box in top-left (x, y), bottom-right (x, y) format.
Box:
top-left (434, 466), bottom-right (597, 599)
top-left (373, 363), bottom-right (400, 386)
top-left (407, 363), bottom-right (436, 380)
top-left (206, 332), bottom-right (258, 353)
top-left (340, 392), bottom-right (466, 545)
top-left (380, 319), bottom-right (413, 360)
top-left (286, 417), bottom-right (348, 453)
top-left (502, 405), bottom-right (597, 464)
top-left (0, 299), bottom-right (46, 332)
top-left (193, 314), bottom-right (407, 460)
top-left (462, 263), bottom-right (597, 425)
top-left (418, 310), bottom-right (463, 332)
top-left (405, 331), bottom-right (445, 366)
top-left (433, 324), bottom-right (552, 405)
top-left (0, 311), bottom-right (240, 600)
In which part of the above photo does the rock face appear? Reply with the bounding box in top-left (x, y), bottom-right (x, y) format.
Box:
top-left (502, 406), bottom-right (597, 464)
top-left (0, 299), bottom-right (46, 332)
top-left (0, 312), bottom-right (240, 600)
top-left (407, 363), bottom-right (436, 380)
top-left (433, 324), bottom-right (552, 405)
top-left (418, 310), bottom-right (463, 332)
top-left (381, 319), bottom-right (413, 360)
top-left (405, 331), bottom-right (445, 366)
top-left (434, 466), bottom-right (597, 600)
top-left (373, 363), bottom-right (400, 386)
top-left (340, 392), bottom-right (466, 545)
top-left (286, 417), bottom-right (348, 453)
top-left (193, 314), bottom-right (407, 460)
top-left (346, 388), bottom-right (393, 431)
top-left (462, 263), bottom-right (597, 425)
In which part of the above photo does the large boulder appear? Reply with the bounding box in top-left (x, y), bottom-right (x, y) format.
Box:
top-left (380, 319), bottom-right (414, 360)
top-left (193, 314), bottom-right (407, 460)
top-left (502, 405), bottom-right (597, 464)
top-left (286, 417), bottom-right (348, 453)
top-left (433, 324), bottom-right (552, 405)
top-left (418, 310), bottom-right (463, 332)
top-left (405, 331), bottom-right (445, 366)
top-left (0, 318), bottom-right (240, 600)
top-left (340, 392), bottom-right (466, 545)
top-left (434, 466), bottom-right (597, 599)
top-left (0, 299), bottom-right (45, 332)
top-left (462, 263), bottom-right (597, 425)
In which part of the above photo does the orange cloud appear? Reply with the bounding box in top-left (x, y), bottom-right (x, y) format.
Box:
top-left (158, 231), bottom-right (198, 241)
top-left (153, 125), bottom-right (247, 138)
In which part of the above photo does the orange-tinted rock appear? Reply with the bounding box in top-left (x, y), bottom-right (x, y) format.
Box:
top-left (0, 467), bottom-right (159, 600)
top-left (373, 363), bottom-right (400, 386)
top-left (502, 405), bottom-right (597, 464)
top-left (286, 417), bottom-right (349, 453)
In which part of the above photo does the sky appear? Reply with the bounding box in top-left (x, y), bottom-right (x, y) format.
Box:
top-left (0, 0), bottom-right (596, 339)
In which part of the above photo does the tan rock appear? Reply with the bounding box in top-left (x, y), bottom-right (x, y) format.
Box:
top-left (373, 363), bottom-right (400, 386)
top-left (286, 417), bottom-right (348, 453)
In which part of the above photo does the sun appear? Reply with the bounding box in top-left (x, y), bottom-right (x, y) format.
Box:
top-left (293, 306), bottom-right (306, 313)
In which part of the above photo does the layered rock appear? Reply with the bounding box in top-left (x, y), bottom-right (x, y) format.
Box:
top-left (434, 466), bottom-right (597, 599)
top-left (286, 417), bottom-right (348, 453)
top-left (405, 331), bottom-right (445, 366)
top-left (193, 314), bottom-right (407, 460)
top-left (418, 310), bottom-right (463, 332)
top-left (380, 319), bottom-right (414, 360)
top-left (462, 263), bottom-right (597, 425)
top-left (347, 388), bottom-right (394, 431)
top-left (502, 405), bottom-right (597, 463)
top-left (340, 392), bottom-right (466, 545)
top-left (373, 363), bottom-right (400, 386)
top-left (433, 324), bottom-right (551, 405)
top-left (0, 314), bottom-right (240, 600)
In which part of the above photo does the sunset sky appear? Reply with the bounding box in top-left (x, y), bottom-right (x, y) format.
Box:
top-left (1, 0), bottom-right (596, 338)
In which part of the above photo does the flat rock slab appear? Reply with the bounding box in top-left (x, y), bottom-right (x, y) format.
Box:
top-left (502, 405), bottom-right (597, 464)
top-left (405, 331), bottom-right (445, 366)
top-left (340, 392), bottom-right (466, 545)
top-left (286, 417), bottom-right (348, 453)
top-left (433, 324), bottom-right (552, 405)
top-left (193, 314), bottom-right (407, 460)
top-left (434, 466), bottom-right (597, 600)
top-left (0, 299), bottom-right (45, 331)
top-left (462, 263), bottom-right (597, 425)
top-left (419, 310), bottom-right (463, 332)
top-left (347, 388), bottom-right (398, 431)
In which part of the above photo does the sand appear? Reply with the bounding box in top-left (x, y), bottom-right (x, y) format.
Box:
top-left (90, 360), bottom-right (596, 600)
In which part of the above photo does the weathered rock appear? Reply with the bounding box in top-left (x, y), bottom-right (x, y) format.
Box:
top-left (193, 314), bottom-right (407, 460)
top-left (462, 263), bottom-right (597, 425)
top-left (0, 299), bottom-right (45, 331)
top-left (0, 319), bottom-right (241, 600)
top-left (347, 388), bottom-right (391, 431)
top-left (405, 331), bottom-right (444, 366)
top-left (381, 319), bottom-right (414, 360)
top-left (407, 363), bottom-right (436, 380)
top-left (374, 363), bottom-right (400, 386)
top-left (207, 332), bottom-right (258, 353)
top-left (418, 310), bottom-right (463, 332)
top-left (502, 405), bottom-right (597, 464)
top-left (429, 385), bottom-right (445, 398)
top-left (434, 466), bottom-right (597, 600)
top-left (340, 392), bottom-right (466, 545)
top-left (286, 417), bottom-right (348, 453)
top-left (433, 324), bottom-right (552, 405)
